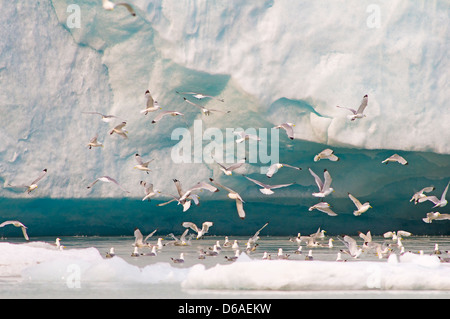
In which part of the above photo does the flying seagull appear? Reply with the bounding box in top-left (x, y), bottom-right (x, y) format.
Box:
top-left (139, 181), bottom-right (158, 201)
top-left (141, 90), bottom-right (162, 115)
top-left (410, 186), bottom-right (435, 204)
top-left (418, 181), bottom-right (449, 208)
top-left (109, 121), bottom-right (128, 139)
top-left (308, 202), bottom-right (338, 217)
top-left (11, 168), bottom-right (48, 194)
top-left (348, 193), bottom-right (372, 216)
top-left (151, 111), bottom-right (184, 124)
top-left (215, 158), bottom-right (246, 176)
top-left (382, 154), bottom-right (408, 165)
top-left (182, 98), bottom-right (230, 116)
top-left (247, 222), bottom-right (269, 246)
top-left (102, 0), bottom-right (136, 16)
top-left (337, 235), bottom-right (362, 258)
top-left (82, 111), bottom-right (124, 123)
top-left (87, 135), bottom-right (103, 149)
top-left (243, 175), bottom-right (295, 195)
top-left (209, 178), bottom-right (246, 219)
top-left (133, 228), bottom-right (157, 248)
top-left (308, 168), bottom-right (334, 198)
top-left (134, 154), bottom-right (153, 174)
top-left (336, 94), bottom-right (368, 121)
top-left (265, 163), bottom-right (301, 178)
top-left (314, 149), bottom-right (339, 162)
top-left (87, 176), bottom-right (130, 193)
top-left (234, 131), bottom-right (261, 143)
top-left (176, 91), bottom-right (224, 102)
top-left (182, 221), bottom-right (213, 239)
top-left (383, 230), bottom-right (412, 240)
top-left (273, 123), bottom-right (295, 140)
top-left (422, 212), bottom-right (450, 223)
top-left (0, 220), bottom-right (29, 240)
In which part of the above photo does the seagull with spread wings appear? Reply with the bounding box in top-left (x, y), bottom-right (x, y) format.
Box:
top-left (176, 91), bottom-right (224, 102)
top-left (87, 176), bottom-right (130, 193)
top-left (273, 123), bottom-right (295, 140)
top-left (182, 98), bottom-right (230, 116)
top-left (182, 221), bottom-right (213, 239)
top-left (209, 178), bottom-right (246, 219)
top-left (102, 0), bottom-right (136, 16)
top-left (0, 220), bottom-right (29, 241)
top-left (308, 168), bottom-right (334, 198)
top-left (336, 94), bottom-right (368, 121)
top-left (243, 175), bottom-right (295, 195)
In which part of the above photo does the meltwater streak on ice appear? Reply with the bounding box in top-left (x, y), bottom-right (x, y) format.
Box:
top-left (0, 1), bottom-right (448, 237)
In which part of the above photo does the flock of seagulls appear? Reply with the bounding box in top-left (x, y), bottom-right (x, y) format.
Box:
top-left (1, 1), bottom-right (448, 247)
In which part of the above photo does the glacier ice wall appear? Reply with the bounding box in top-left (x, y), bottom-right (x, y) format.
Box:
top-left (0, 0), bottom-right (449, 236)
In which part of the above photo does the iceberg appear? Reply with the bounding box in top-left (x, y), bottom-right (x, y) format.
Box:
top-left (0, 0), bottom-right (448, 236)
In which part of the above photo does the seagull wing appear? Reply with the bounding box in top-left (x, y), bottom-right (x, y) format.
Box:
top-left (0, 221), bottom-right (14, 227)
top-left (336, 105), bottom-right (357, 114)
top-left (145, 91), bottom-right (154, 108)
top-left (144, 229), bottom-right (158, 242)
top-left (348, 193), bottom-right (363, 209)
top-left (281, 164), bottom-right (302, 171)
top-left (21, 226), bottom-right (29, 241)
top-left (243, 175), bottom-right (269, 188)
top-left (266, 164), bottom-right (279, 178)
top-left (267, 182), bottom-right (295, 190)
top-left (201, 222), bottom-right (213, 234)
top-left (182, 222), bottom-right (199, 233)
top-left (397, 230), bottom-right (412, 237)
top-left (235, 198), bottom-right (246, 219)
top-left (104, 176), bottom-right (130, 193)
top-left (31, 169), bottom-right (47, 185)
top-left (116, 3), bottom-right (136, 16)
top-left (440, 181), bottom-right (450, 202)
top-left (308, 168), bottom-right (323, 191)
top-left (316, 206), bottom-right (338, 216)
top-left (322, 169), bottom-right (332, 190)
top-left (172, 179), bottom-right (184, 197)
top-left (134, 228), bottom-right (144, 246)
top-left (135, 154), bottom-right (144, 165)
top-left (356, 95), bottom-right (368, 114)
top-left (209, 178), bottom-right (237, 194)
top-left (281, 123), bottom-right (294, 139)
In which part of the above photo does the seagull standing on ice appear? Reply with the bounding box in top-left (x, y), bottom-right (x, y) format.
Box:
top-left (182, 221), bottom-right (213, 239)
top-left (243, 175), bottom-right (295, 195)
top-left (273, 123), bottom-right (295, 140)
top-left (265, 163), bottom-right (301, 178)
top-left (87, 176), bottom-right (130, 193)
top-left (348, 193), bottom-right (372, 216)
top-left (308, 168), bottom-right (334, 198)
top-left (382, 154), bottom-right (408, 165)
top-left (102, 0), bottom-right (136, 16)
top-left (418, 181), bottom-right (449, 208)
top-left (0, 220), bottom-right (29, 240)
top-left (209, 178), bottom-right (246, 219)
top-left (336, 94), bottom-right (368, 121)
top-left (134, 154), bottom-right (153, 174)
top-left (314, 149), bottom-right (339, 162)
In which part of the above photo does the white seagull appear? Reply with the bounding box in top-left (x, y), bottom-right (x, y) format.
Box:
top-left (308, 168), bottom-right (334, 198)
top-left (348, 193), bottom-right (372, 216)
top-left (234, 131), bottom-right (261, 143)
top-left (109, 121), bottom-right (128, 139)
top-left (171, 253), bottom-right (185, 263)
top-left (0, 220), bottom-right (29, 240)
top-left (382, 154), bottom-right (408, 165)
top-left (139, 181), bottom-right (158, 201)
top-left (102, 0), bottom-right (136, 16)
top-left (338, 235), bottom-right (362, 258)
top-left (134, 153), bottom-right (153, 174)
top-left (134, 228), bottom-right (157, 248)
top-left (418, 181), bottom-right (449, 208)
top-left (422, 212), bottom-right (450, 223)
top-left (410, 186), bottom-right (435, 204)
top-left (182, 221), bottom-right (213, 239)
top-left (209, 178), bottom-right (246, 219)
top-left (308, 202), bottom-right (338, 217)
top-left (82, 111), bottom-right (124, 123)
top-left (182, 98), bottom-right (230, 116)
top-left (314, 149), bottom-right (339, 162)
top-left (176, 91), bottom-right (224, 102)
top-left (274, 123), bottom-right (295, 140)
top-left (243, 175), bottom-right (295, 195)
top-left (215, 158), bottom-right (246, 176)
top-left (383, 230), bottom-right (412, 241)
top-left (24, 169), bottom-right (48, 194)
top-left (141, 90), bottom-right (162, 115)
top-left (247, 222), bottom-right (269, 246)
top-left (265, 163), bottom-right (301, 178)
top-left (336, 94), bottom-right (368, 121)
top-left (151, 111), bottom-right (184, 124)
top-left (87, 176), bottom-right (130, 193)
top-left (87, 135), bottom-right (103, 149)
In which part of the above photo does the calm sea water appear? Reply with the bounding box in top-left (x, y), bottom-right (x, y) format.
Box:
top-left (1, 235), bottom-right (450, 299)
